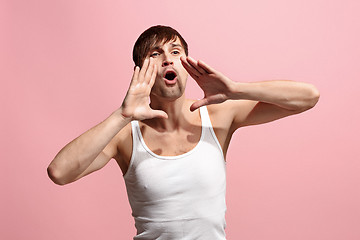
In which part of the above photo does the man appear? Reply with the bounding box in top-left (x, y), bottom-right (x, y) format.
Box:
top-left (47, 25), bottom-right (320, 239)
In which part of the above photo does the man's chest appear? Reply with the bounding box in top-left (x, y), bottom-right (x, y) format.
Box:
top-left (140, 125), bottom-right (202, 157)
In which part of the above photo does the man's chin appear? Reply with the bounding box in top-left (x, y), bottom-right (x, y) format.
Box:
top-left (150, 88), bottom-right (185, 102)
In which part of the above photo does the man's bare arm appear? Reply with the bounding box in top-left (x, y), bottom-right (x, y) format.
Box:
top-left (226, 80), bottom-right (320, 128)
top-left (47, 58), bottom-right (166, 185)
top-left (47, 110), bottom-right (130, 185)
top-left (180, 56), bottom-right (320, 128)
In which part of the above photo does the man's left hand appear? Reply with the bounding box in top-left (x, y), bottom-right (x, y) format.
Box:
top-left (181, 56), bottom-right (236, 111)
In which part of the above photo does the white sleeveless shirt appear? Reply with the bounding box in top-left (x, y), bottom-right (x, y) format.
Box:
top-left (124, 106), bottom-right (227, 240)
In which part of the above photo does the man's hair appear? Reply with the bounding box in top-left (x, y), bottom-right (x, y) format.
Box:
top-left (132, 25), bottom-right (188, 67)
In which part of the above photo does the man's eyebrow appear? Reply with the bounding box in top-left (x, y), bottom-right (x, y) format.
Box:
top-left (149, 43), bottom-right (183, 53)
top-left (171, 43), bottom-right (183, 48)
top-left (150, 46), bottom-right (162, 51)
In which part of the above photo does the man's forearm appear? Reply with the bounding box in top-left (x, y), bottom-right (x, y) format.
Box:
top-left (230, 80), bottom-right (320, 111)
top-left (47, 108), bottom-right (130, 184)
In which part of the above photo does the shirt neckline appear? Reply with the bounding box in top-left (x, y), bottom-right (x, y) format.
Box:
top-left (135, 107), bottom-right (205, 160)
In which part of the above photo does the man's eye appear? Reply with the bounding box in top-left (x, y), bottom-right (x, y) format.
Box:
top-left (151, 52), bottom-right (160, 57)
top-left (172, 51), bottom-right (180, 55)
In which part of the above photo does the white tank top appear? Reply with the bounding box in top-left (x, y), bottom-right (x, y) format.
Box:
top-left (124, 106), bottom-right (227, 240)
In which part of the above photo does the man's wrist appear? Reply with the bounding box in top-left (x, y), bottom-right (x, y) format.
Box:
top-left (228, 82), bottom-right (247, 100)
top-left (110, 107), bottom-right (132, 126)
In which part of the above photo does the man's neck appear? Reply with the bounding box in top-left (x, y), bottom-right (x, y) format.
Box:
top-left (147, 94), bottom-right (189, 131)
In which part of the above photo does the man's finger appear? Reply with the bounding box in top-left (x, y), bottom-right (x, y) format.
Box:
top-left (144, 58), bottom-right (155, 84)
top-left (183, 63), bottom-right (202, 81)
top-left (130, 66), bottom-right (140, 87)
top-left (190, 98), bottom-right (209, 112)
top-left (139, 58), bottom-right (150, 83)
top-left (187, 56), bottom-right (206, 75)
top-left (181, 57), bottom-right (201, 79)
top-left (149, 64), bottom-right (157, 86)
top-left (198, 60), bottom-right (215, 74)
top-left (151, 109), bottom-right (168, 119)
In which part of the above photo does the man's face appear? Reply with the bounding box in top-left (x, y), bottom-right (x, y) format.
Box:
top-left (146, 37), bottom-right (188, 101)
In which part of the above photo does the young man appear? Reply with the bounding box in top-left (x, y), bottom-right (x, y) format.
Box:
top-left (47, 25), bottom-right (320, 239)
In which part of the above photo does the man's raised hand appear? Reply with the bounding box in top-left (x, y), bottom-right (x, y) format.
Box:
top-left (181, 56), bottom-right (237, 111)
top-left (121, 58), bottom-right (168, 120)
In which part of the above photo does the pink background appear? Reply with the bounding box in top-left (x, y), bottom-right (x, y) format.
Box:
top-left (1, 0), bottom-right (360, 239)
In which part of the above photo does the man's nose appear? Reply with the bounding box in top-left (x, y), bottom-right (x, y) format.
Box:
top-left (162, 55), bottom-right (173, 67)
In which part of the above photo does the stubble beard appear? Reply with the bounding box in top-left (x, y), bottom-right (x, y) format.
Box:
top-left (151, 77), bottom-right (186, 102)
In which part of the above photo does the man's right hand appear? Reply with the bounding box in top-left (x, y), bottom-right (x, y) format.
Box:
top-left (121, 57), bottom-right (168, 120)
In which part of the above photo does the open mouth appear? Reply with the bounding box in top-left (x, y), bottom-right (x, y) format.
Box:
top-left (163, 70), bottom-right (177, 84)
top-left (164, 70), bottom-right (177, 80)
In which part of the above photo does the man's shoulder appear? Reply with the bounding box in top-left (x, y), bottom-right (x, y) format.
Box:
top-left (205, 99), bottom-right (258, 129)
top-left (202, 102), bottom-right (235, 129)
top-left (205, 100), bottom-right (236, 116)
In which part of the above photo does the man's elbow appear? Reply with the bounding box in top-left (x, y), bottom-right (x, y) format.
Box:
top-left (47, 164), bottom-right (68, 186)
top-left (304, 85), bottom-right (320, 110)
top-left (296, 85), bottom-right (320, 112)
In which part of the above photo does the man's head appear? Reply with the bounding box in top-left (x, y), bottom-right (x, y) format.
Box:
top-left (133, 25), bottom-right (190, 101)
top-left (133, 25), bottom-right (188, 68)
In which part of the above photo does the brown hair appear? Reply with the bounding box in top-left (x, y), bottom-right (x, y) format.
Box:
top-left (132, 25), bottom-right (188, 67)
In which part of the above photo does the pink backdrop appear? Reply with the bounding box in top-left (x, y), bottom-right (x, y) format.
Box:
top-left (1, 0), bottom-right (360, 239)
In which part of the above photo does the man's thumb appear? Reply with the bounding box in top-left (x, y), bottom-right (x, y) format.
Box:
top-left (190, 98), bottom-right (209, 112)
top-left (153, 110), bottom-right (168, 119)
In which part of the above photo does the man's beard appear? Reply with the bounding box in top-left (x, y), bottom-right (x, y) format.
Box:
top-left (151, 79), bottom-right (186, 101)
